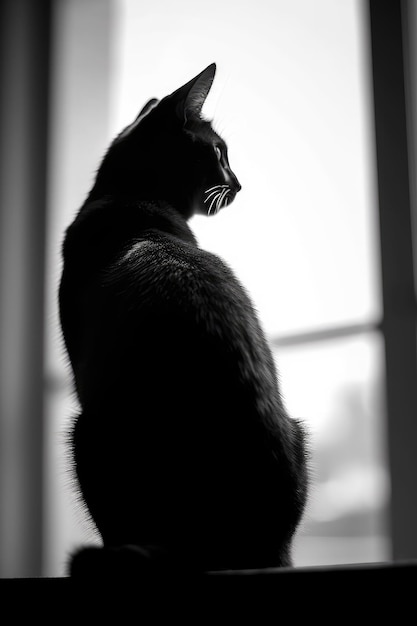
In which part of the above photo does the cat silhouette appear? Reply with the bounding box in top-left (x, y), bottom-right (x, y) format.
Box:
top-left (59, 63), bottom-right (308, 577)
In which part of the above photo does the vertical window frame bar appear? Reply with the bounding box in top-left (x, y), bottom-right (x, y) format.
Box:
top-left (0, 0), bottom-right (52, 576)
top-left (368, 0), bottom-right (417, 560)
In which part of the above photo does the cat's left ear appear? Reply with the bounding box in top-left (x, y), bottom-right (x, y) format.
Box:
top-left (138, 98), bottom-right (159, 119)
top-left (117, 98), bottom-right (159, 140)
top-left (168, 63), bottom-right (216, 124)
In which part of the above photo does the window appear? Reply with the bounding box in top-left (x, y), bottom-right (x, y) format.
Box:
top-left (1, 0), bottom-right (412, 577)
top-left (41, 0), bottom-right (391, 575)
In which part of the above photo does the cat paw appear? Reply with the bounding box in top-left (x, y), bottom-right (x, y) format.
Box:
top-left (69, 544), bottom-right (166, 578)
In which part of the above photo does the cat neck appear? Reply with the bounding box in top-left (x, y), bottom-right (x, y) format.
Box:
top-left (66, 194), bottom-right (198, 265)
top-left (89, 167), bottom-right (196, 222)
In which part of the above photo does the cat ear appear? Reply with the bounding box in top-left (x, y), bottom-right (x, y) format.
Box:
top-left (118, 98), bottom-right (159, 140)
top-left (168, 63), bottom-right (216, 123)
top-left (138, 98), bottom-right (159, 119)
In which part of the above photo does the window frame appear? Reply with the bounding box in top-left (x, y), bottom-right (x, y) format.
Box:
top-left (1, 0), bottom-right (416, 576)
top-left (368, 0), bottom-right (417, 561)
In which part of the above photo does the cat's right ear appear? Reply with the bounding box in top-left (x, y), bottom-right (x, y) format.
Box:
top-left (165, 63), bottom-right (216, 125)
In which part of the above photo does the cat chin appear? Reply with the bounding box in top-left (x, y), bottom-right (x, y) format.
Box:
top-left (192, 203), bottom-right (221, 217)
top-left (204, 206), bottom-right (225, 217)
top-left (196, 198), bottom-right (234, 217)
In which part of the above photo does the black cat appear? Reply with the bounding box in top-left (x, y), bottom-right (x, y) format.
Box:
top-left (59, 63), bottom-right (308, 577)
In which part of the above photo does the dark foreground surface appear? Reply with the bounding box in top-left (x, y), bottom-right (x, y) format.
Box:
top-left (1, 561), bottom-right (416, 621)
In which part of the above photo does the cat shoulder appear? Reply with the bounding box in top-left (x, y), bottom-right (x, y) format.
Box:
top-left (104, 233), bottom-right (249, 317)
top-left (110, 233), bottom-right (231, 283)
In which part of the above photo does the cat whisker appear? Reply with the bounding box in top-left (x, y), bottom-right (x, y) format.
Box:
top-left (208, 192), bottom-right (221, 215)
top-left (204, 184), bottom-right (231, 215)
top-left (217, 188), bottom-right (229, 211)
top-left (204, 189), bottom-right (223, 203)
top-left (205, 184), bottom-right (228, 195)
top-left (216, 191), bottom-right (224, 213)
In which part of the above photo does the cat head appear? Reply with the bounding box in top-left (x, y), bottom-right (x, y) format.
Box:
top-left (92, 63), bottom-right (241, 219)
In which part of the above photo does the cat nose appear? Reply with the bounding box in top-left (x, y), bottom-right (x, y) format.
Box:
top-left (231, 173), bottom-right (241, 193)
top-left (225, 168), bottom-right (241, 193)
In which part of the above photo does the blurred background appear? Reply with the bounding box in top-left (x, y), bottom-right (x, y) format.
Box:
top-left (1, 0), bottom-right (417, 577)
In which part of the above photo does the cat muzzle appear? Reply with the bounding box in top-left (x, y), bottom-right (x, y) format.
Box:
top-left (203, 183), bottom-right (240, 215)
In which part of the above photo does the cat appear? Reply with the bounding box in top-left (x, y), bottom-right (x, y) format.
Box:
top-left (58, 63), bottom-right (309, 577)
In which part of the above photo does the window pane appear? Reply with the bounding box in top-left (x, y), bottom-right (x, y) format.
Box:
top-left (274, 332), bottom-right (390, 566)
top-left (44, 0), bottom-right (387, 575)
top-left (114, 0), bottom-right (381, 335)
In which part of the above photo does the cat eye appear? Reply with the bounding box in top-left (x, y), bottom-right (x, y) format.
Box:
top-left (215, 145), bottom-right (222, 161)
